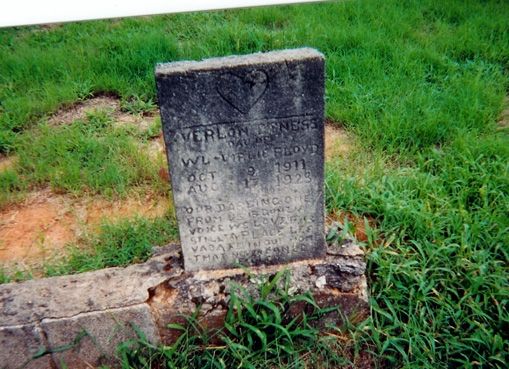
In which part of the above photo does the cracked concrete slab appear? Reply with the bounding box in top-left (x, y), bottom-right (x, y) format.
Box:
top-left (0, 241), bottom-right (368, 368)
top-left (0, 323), bottom-right (53, 369)
top-left (0, 245), bottom-right (181, 326)
top-left (42, 304), bottom-right (159, 369)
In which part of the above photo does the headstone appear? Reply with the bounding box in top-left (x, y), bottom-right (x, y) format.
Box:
top-left (156, 48), bottom-right (325, 271)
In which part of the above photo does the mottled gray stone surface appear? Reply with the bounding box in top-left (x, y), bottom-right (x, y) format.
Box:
top-left (42, 304), bottom-right (159, 369)
top-left (0, 324), bottom-right (52, 369)
top-left (156, 48), bottom-right (326, 271)
top-left (0, 245), bottom-right (176, 327)
top-left (0, 241), bottom-right (368, 368)
top-left (148, 240), bottom-right (368, 343)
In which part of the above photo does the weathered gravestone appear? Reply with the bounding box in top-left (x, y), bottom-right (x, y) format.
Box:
top-left (0, 50), bottom-right (371, 368)
top-left (156, 48), bottom-right (325, 271)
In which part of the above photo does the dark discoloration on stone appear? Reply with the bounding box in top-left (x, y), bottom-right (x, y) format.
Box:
top-left (147, 242), bottom-right (368, 344)
top-left (156, 48), bottom-right (326, 271)
top-left (0, 245), bottom-right (179, 327)
top-left (0, 324), bottom-right (54, 369)
top-left (42, 305), bottom-right (159, 369)
top-left (0, 241), bottom-right (368, 368)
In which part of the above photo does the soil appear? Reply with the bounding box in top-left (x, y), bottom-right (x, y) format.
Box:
top-left (47, 95), bottom-right (157, 131)
top-left (498, 96), bottom-right (509, 130)
top-left (0, 155), bottom-right (16, 172)
top-left (0, 96), bottom-right (352, 268)
top-left (324, 120), bottom-right (353, 161)
top-left (0, 189), bottom-right (171, 266)
top-left (2, 91), bottom-right (505, 269)
top-left (327, 210), bottom-right (377, 244)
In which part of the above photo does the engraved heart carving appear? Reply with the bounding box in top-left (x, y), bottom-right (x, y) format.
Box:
top-left (217, 70), bottom-right (268, 114)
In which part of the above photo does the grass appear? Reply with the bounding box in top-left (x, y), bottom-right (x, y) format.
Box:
top-left (2, 109), bottom-right (166, 198)
top-left (44, 215), bottom-right (179, 276)
top-left (1, 1), bottom-right (507, 154)
top-left (0, 215), bottom-right (179, 283)
top-left (325, 134), bottom-right (509, 367)
top-left (118, 271), bottom-right (352, 369)
top-left (0, 0), bottom-right (508, 367)
top-left (0, 167), bottom-right (25, 207)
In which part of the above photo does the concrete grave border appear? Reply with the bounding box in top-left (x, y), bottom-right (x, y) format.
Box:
top-left (0, 242), bottom-right (368, 369)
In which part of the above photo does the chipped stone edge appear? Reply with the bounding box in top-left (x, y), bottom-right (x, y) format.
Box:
top-left (0, 242), bottom-right (368, 368)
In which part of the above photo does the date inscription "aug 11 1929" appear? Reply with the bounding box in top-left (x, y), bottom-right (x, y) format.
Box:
top-left (156, 48), bottom-right (326, 271)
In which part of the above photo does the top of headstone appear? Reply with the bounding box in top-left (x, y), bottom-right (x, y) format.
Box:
top-left (155, 48), bottom-right (324, 76)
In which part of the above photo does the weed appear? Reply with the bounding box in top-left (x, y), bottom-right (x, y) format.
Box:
top-left (14, 111), bottom-right (164, 196)
top-left (139, 116), bottom-right (162, 140)
top-left (0, 168), bottom-right (26, 207)
top-left (121, 95), bottom-right (157, 115)
top-left (325, 132), bottom-right (509, 368)
top-left (0, 267), bottom-right (33, 284)
top-left (118, 270), bottom-right (352, 369)
top-left (0, 0), bottom-right (508, 367)
top-left (44, 215), bottom-right (179, 276)
top-left (0, 215), bottom-right (178, 283)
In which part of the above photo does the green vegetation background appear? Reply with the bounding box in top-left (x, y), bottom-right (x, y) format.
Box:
top-left (0, 0), bottom-right (508, 367)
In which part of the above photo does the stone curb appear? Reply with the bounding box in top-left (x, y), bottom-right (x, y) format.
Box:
top-left (0, 242), bottom-right (368, 368)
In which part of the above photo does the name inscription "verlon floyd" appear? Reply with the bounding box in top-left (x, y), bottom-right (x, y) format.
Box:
top-left (156, 48), bottom-right (326, 271)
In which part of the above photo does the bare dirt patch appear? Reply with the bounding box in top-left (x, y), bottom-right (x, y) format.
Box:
top-left (48, 96), bottom-right (120, 125)
top-left (1, 114), bottom-right (352, 268)
top-left (327, 210), bottom-right (376, 244)
top-left (0, 189), bottom-right (171, 266)
top-left (48, 95), bottom-right (157, 131)
top-left (82, 192), bottom-right (171, 229)
top-left (1, 97), bottom-right (170, 268)
top-left (324, 120), bottom-right (353, 161)
top-left (497, 96), bottom-right (509, 130)
top-left (0, 155), bottom-right (16, 173)
top-left (0, 189), bottom-right (74, 265)
top-left (148, 133), bottom-right (165, 159)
